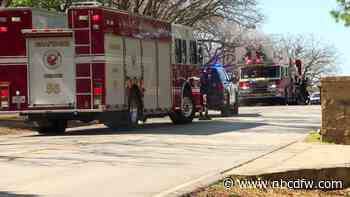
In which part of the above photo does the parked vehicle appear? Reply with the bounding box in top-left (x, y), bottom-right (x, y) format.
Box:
top-left (20, 3), bottom-right (205, 134)
top-left (310, 92), bottom-right (320, 105)
top-left (239, 64), bottom-right (293, 104)
top-left (201, 63), bottom-right (239, 116)
top-left (0, 7), bottom-right (66, 111)
top-left (237, 50), bottom-right (309, 105)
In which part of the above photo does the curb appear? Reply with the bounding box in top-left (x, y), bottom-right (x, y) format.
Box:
top-left (153, 140), bottom-right (299, 197)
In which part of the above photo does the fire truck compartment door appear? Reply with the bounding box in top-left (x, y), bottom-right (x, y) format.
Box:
top-left (142, 40), bottom-right (157, 110)
top-left (105, 34), bottom-right (125, 106)
top-left (125, 38), bottom-right (142, 80)
top-left (158, 42), bottom-right (172, 109)
top-left (27, 36), bottom-right (75, 107)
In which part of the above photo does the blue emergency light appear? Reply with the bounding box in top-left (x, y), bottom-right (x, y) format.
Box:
top-left (205, 63), bottom-right (224, 68)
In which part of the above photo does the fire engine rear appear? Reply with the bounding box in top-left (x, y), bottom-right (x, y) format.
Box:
top-left (21, 3), bottom-right (203, 134)
top-left (0, 7), bottom-right (66, 111)
top-left (237, 47), bottom-right (308, 105)
top-left (239, 64), bottom-right (292, 104)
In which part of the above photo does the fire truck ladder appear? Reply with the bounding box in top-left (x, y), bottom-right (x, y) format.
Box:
top-left (71, 9), bottom-right (94, 109)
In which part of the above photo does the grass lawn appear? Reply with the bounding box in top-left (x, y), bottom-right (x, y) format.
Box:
top-left (304, 131), bottom-right (335, 144)
top-left (305, 131), bottom-right (322, 143)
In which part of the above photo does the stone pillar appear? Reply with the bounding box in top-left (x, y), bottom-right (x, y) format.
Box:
top-left (321, 76), bottom-right (350, 144)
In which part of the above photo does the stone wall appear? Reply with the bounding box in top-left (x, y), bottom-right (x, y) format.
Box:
top-left (321, 76), bottom-right (350, 144)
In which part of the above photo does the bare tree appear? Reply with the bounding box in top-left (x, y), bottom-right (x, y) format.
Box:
top-left (6, 0), bottom-right (263, 70)
top-left (195, 19), bottom-right (247, 65)
top-left (196, 21), bottom-right (275, 68)
top-left (274, 34), bottom-right (339, 84)
top-left (1, 0), bottom-right (9, 7)
top-left (7, 0), bottom-right (263, 28)
top-left (100, 0), bottom-right (263, 27)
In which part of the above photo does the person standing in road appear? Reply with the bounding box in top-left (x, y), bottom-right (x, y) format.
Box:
top-left (199, 66), bottom-right (212, 120)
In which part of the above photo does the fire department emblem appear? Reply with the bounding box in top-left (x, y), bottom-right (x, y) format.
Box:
top-left (43, 50), bottom-right (62, 70)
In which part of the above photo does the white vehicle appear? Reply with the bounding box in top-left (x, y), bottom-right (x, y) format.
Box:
top-left (310, 92), bottom-right (320, 105)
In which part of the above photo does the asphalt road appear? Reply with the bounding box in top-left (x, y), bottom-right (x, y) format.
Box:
top-left (0, 106), bottom-right (321, 197)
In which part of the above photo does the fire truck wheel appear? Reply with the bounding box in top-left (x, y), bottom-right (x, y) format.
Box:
top-left (170, 92), bottom-right (195, 124)
top-left (36, 120), bottom-right (67, 135)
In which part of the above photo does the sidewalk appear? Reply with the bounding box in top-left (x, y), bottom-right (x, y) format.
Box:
top-left (225, 142), bottom-right (350, 178)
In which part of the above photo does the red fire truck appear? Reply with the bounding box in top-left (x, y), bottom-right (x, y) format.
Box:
top-left (238, 49), bottom-right (308, 105)
top-left (21, 3), bottom-right (205, 134)
top-left (0, 7), bottom-right (66, 111)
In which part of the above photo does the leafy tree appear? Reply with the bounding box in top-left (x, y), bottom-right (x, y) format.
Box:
top-left (331, 0), bottom-right (350, 26)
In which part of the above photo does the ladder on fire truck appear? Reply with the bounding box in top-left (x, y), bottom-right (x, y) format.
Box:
top-left (70, 2), bottom-right (100, 109)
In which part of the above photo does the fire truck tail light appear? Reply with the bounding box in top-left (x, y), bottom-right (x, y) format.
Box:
top-left (93, 82), bottom-right (103, 107)
top-left (0, 26), bottom-right (8, 33)
top-left (239, 81), bottom-right (250, 90)
top-left (92, 14), bottom-right (101, 22)
top-left (1, 89), bottom-right (9, 97)
top-left (94, 87), bottom-right (103, 95)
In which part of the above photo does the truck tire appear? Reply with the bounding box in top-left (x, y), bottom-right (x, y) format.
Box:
top-left (170, 91), bottom-right (195, 124)
top-left (36, 120), bottom-right (67, 135)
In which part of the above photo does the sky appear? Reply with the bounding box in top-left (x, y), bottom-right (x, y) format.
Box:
top-left (260, 0), bottom-right (350, 74)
